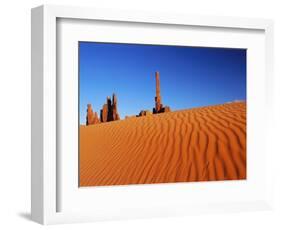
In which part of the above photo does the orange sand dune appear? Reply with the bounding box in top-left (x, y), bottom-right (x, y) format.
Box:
top-left (79, 102), bottom-right (246, 187)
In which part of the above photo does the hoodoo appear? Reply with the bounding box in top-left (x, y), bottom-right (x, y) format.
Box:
top-left (100, 94), bottom-right (120, 122)
top-left (86, 71), bottom-right (170, 125)
top-left (86, 104), bottom-right (100, 125)
top-left (86, 94), bottom-right (120, 125)
top-left (153, 71), bottom-right (171, 114)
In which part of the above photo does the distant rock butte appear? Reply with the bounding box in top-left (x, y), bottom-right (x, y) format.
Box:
top-left (86, 104), bottom-right (100, 125)
top-left (86, 94), bottom-right (120, 126)
top-left (85, 71), bottom-right (171, 125)
top-left (100, 93), bottom-right (120, 122)
top-left (137, 110), bottom-right (152, 117)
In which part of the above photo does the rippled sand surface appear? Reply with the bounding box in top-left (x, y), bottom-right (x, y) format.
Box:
top-left (80, 102), bottom-right (246, 187)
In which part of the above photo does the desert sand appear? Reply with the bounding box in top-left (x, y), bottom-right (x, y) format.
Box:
top-left (79, 102), bottom-right (246, 187)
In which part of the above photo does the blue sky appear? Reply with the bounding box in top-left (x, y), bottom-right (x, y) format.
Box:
top-left (79, 42), bottom-right (246, 124)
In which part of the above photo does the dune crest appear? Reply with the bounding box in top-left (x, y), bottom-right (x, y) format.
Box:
top-left (80, 102), bottom-right (246, 187)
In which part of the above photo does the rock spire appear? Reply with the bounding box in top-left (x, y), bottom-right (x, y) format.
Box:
top-left (153, 71), bottom-right (171, 114)
top-left (86, 104), bottom-right (100, 125)
top-left (100, 93), bottom-right (120, 122)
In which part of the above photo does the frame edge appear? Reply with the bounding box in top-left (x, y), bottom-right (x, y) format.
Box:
top-left (31, 5), bottom-right (44, 225)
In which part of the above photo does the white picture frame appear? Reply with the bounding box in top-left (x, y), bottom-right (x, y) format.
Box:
top-left (31, 4), bottom-right (274, 225)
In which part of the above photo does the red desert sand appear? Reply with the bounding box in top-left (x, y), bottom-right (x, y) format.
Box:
top-left (80, 102), bottom-right (246, 186)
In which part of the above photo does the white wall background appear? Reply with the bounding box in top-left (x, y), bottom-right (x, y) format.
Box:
top-left (0, 0), bottom-right (280, 229)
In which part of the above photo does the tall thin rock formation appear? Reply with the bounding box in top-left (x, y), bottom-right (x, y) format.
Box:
top-left (153, 71), bottom-right (171, 114)
top-left (100, 93), bottom-right (120, 122)
top-left (154, 71), bottom-right (162, 113)
top-left (86, 104), bottom-right (100, 125)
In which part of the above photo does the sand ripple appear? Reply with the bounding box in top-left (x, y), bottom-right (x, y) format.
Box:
top-left (80, 102), bottom-right (246, 186)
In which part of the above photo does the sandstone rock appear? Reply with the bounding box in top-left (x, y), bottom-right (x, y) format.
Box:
top-left (162, 106), bottom-right (171, 112)
top-left (100, 93), bottom-right (120, 122)
top-left (86, 71), bottom-right (171, 124)
top-left (100, 103), bottom-right (108, 122)
top-left (138, 110), bottom-right (152, 117)
top-left (154, 71), bottom-right (162, 113)
top-left (152, 71), bottom-right (171, 114)
top-left (112, 93), bottom-right (120, 121)
top-left (86, 104), bottom-right (100, 125)
top-left (92, 112), bottom-right (100, 124)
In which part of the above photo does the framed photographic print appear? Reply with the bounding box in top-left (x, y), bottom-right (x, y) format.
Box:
top-left (31, 5), bottom-right (274, 224)
top-left (78, 42), bottom-right (247, 187)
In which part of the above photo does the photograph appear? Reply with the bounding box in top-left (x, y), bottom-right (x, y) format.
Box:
top-left (78, 42), bottom-right (247, 187)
